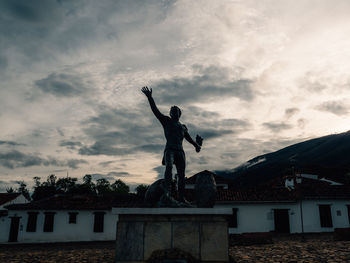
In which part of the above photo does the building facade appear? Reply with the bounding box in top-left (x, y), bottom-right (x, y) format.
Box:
top-left (2, 172), bottom-right (350, 243)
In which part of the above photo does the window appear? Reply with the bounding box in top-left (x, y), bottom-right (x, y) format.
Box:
top-left (347, 205), bottom-right (350, 225)
top-left (228, 208), bottom-right (238, 228)
top-left (93, 212), bottom-right (105, 232)
top-left (26, 212), bottom-right (39, 232)
top-left (43, 212), bottom-right (56, 232)
top-left (69, 212), bottom-right (78, 224)
top-left (319, 205), bottom-right (333, 228)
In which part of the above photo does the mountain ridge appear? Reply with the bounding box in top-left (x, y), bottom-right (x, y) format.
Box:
top-left (215, 130), bottom-right (350, 187)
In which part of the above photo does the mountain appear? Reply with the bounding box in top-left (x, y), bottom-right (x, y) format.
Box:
top-left (216, 131), bottom-right (350, 188)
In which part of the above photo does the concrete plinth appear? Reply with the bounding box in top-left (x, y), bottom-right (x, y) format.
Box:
top-left (112, 208), bottom-right (231, 263)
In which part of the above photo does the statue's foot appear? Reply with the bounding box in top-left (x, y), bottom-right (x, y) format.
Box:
top-left (158, 194), bottom-right (182, 208)
top-left (178, 198), bottom-right (194, 208)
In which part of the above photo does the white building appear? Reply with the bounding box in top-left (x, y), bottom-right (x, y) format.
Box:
top-left (0, 193), bottom-right (28, 243)
top-left (3, 171), bottom-right (350, 243)
top-left (4, 194), bottom-right (126, 243)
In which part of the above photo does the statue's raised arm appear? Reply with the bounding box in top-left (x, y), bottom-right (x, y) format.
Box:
top-left (141, 86), bottom-right (167, 126)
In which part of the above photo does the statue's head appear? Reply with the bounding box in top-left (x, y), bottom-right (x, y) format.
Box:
top-left (170, 106), bottom-right (181, 120)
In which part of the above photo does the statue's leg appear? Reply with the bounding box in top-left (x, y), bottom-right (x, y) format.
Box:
top-left (164, 151), bottom-right (174, 197)
top-left (175, 151), bottom-right (186, 202)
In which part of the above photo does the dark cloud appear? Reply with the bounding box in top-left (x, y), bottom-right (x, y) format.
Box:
top-left (262, 122), bottom-right (292, 133)
top-left (66, 159), bottom-right (88, 169)
top-left (59, 140), bottom-right (83, 150)
top-left (79, 143), bottom-right (133, 156)
top-left (315, 101), bottom-right (349, 116)
top-left (98, 160), bottom-right (117, 167)
top-left (78, 104), bottom-right (250, 156)
top-left (35, 73), bottom-right (91, 98)
top-left (0, 150), bottom-right (43, 169)
top-left (77, 106), bottom-right (165, 156)
top-left (285, 107), bottom-right (299, 118)
top-left (153, 65), bottom-right (255, 105)
top-left (187, 126), bottom-right (232, 140)
top-left (0, 0), bottom-right (63, 23)
top-left (90, 171), bottom-right (134, 181)
top-left (0, 140), bottom-right (26, 146)
top-left (0, 150), bottom-right (87, 169)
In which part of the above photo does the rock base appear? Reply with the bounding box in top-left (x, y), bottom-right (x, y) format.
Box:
top-left (113, 208), bottom-right (231, 263)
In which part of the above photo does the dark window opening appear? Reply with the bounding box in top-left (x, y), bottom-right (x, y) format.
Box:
top-left (274, 209), bottom-right (290, 233)
top-left (228, 208), bottom-right (238, 228)
top-left (93, 212), bottom-right (105, 233)
top-left (347, 205), bottom-right (350, 226)
top-left (69, 212), bottom-right (78, 224)
top-left (43, 212), bottom-right (56, 232)
top-left (319, 205), bottom-right (333, 228)
top-left (26, 212), bottom-right (39, 232)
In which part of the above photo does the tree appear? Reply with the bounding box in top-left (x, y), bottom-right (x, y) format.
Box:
top-left (16, 181), bottom-right (31, 201)
top-left (96, 178), bottom-right (111, 195)
top-left (6, 187), bottom-right (14, 193)
top-left (32, 175), bottom-right (60, 201)
top-left (135, 184), bottom-right (148, 198)
top-left (111, 179), bottom-right (130, 195)
top-left (56, 177), bottom-right (78, 192)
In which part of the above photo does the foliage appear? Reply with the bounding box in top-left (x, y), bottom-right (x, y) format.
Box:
top-left (31, 174), bottom-right (131, 201)
top-left (111, 179), bottom-right (130, 194)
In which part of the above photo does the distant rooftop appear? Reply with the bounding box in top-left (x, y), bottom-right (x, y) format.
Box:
top-left (0, 193), bottom-right (21, 206)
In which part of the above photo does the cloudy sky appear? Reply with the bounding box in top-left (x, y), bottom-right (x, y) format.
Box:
top-left (1, 0), bottom-right (350, 191)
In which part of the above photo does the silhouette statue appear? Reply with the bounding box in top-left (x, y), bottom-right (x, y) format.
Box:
top-left (142, 86), bottom-right (203, 207)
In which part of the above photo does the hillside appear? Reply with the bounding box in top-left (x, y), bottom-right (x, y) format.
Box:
top-left (216, 131), bottom-right (350, 187)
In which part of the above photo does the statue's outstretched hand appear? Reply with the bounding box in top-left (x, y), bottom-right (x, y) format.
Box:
top-left (195, 135), bottom-right (203, 153)
top-left (141, 86), bottom-right (152, 98)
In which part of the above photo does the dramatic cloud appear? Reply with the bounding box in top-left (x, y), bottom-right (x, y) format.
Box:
top-left (91, 171), bottom-right (134, 181)
top-left (154, 65), bottom-right (254, 105)
top-left (262, 122), bottom-right (293, 133)
top-left (0, 140), bottom-right (26, 146)
top-left (315, 101), bottom-right (349, 116)
top-left (0, 150), bottom-right (87, 169)
top-left (35, 73), bottom-right (92, 98)
top-left (1, 0), bottom-right (350, 187)
top-left (59, 140), bottom-right (83, 150)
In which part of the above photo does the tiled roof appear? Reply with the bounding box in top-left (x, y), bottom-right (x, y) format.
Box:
top-left (0, 193), bottom-right (21, 206)
top-left (6, 194), bottom-right (145, 210)
top-left (185, 170), bottom-right (233, 185)
top-left (6, 176), bottom-right (350, 210)
top-left (213, 176), bottom-right (350, 203)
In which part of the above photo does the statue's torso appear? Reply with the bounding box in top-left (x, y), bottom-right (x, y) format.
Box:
top-left (163, 118), bottom-right (187, 151)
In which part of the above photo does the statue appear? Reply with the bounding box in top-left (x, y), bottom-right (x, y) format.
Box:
top-left (141, 86), bottom-right (203, 207)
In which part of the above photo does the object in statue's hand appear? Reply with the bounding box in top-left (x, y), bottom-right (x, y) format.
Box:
top-left (196, 135), bottom-right (203, 146)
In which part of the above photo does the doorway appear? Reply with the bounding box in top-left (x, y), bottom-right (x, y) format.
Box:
top-left (274, 209), bottom-right (290, 233)
top-left (8, 217), bottom-right (20, 242)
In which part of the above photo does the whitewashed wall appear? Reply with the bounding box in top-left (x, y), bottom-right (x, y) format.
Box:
top-left (0, 194), bottom-right (29, 242)
top-left (0, 216), bottom-right (11, 242)
top-left (215, 199), bottom-right (350, 234)
top-left (6, 210), bottom-right (118, 243)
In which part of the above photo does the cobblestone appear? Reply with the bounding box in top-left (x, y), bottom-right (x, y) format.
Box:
top-left (230, 237), bottom-right (350, 263)
top-left (0, 236), bottom-right (349, 263)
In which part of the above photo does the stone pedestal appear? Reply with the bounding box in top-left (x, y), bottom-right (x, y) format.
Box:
top-left (112, 208), bottom-right (231, 263)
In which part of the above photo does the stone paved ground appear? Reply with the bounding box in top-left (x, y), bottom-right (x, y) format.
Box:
top-left (0, 241), bottom-right (115, 263)
top-left (230, 238), bottom-right (350, 263)
top-left (0, 235), bottom-right (349, 263)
